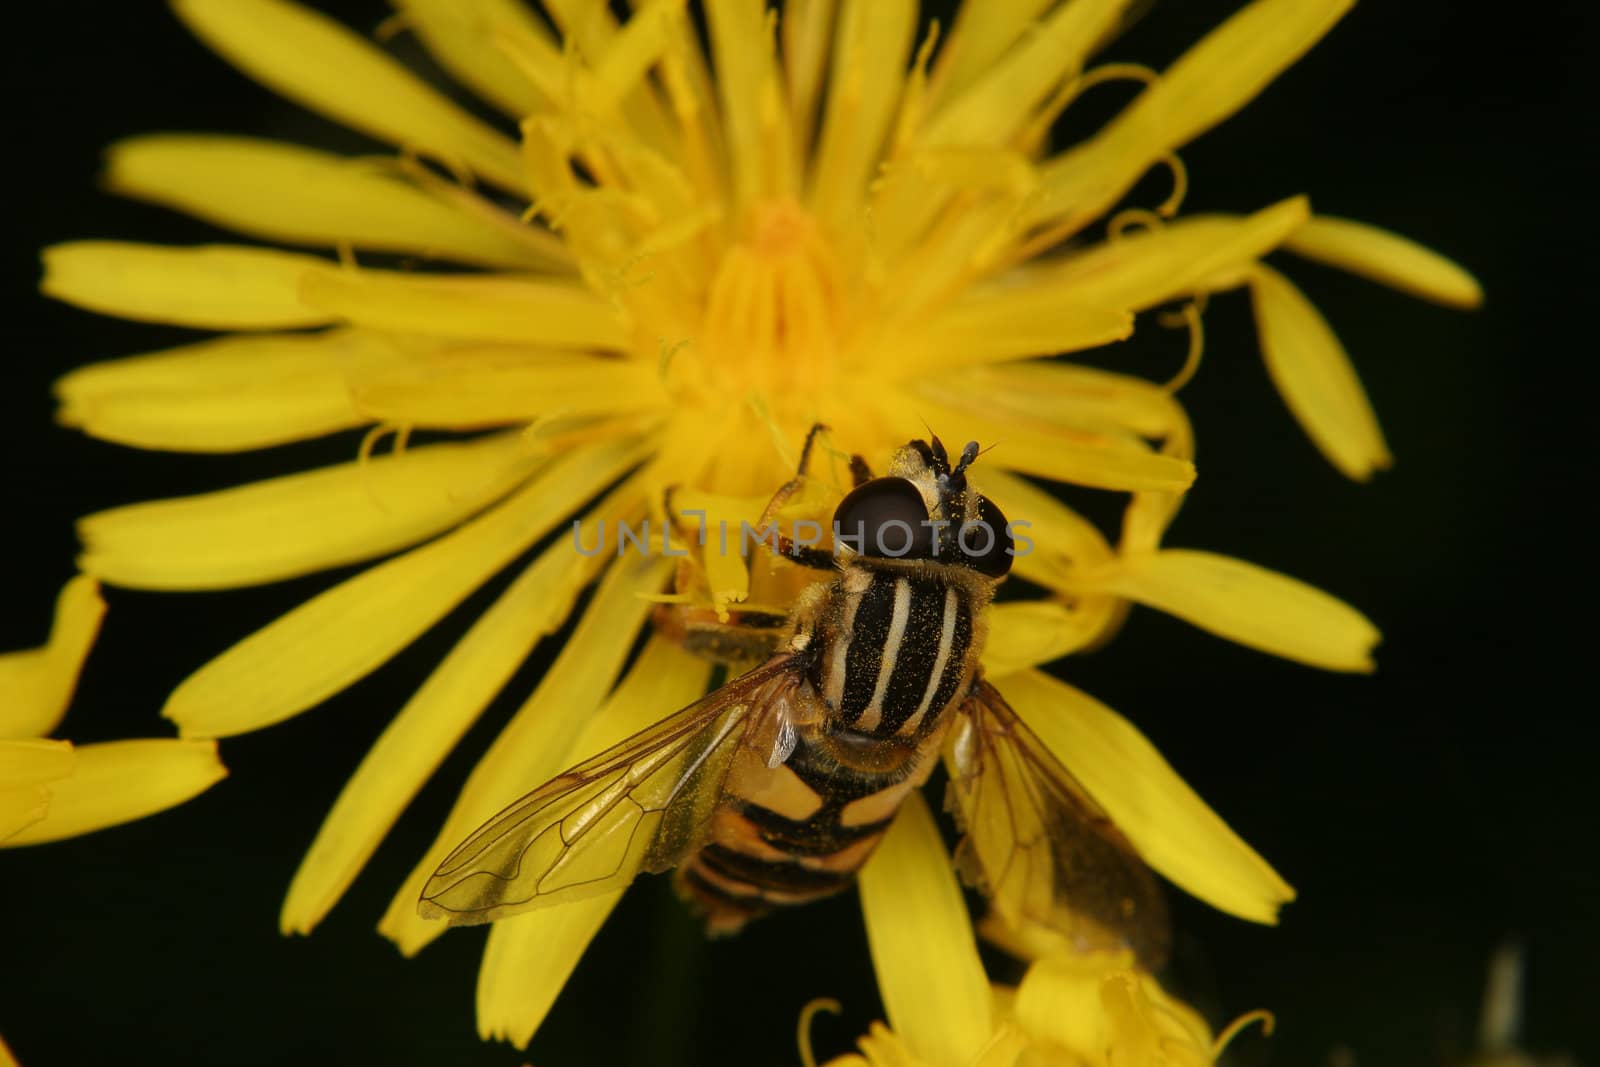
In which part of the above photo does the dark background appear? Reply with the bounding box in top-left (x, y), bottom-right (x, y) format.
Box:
top-left (1, 2), bottom-right (1591, 1066)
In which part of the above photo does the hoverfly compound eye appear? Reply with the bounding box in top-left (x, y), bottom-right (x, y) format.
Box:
top-left (961, 496), bottom-right (1014, 578)
top-left (833, 477), bottom-right (933, 559)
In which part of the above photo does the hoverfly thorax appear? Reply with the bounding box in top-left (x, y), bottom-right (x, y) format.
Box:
top-left (810, 437), bottom-right (1012, 746)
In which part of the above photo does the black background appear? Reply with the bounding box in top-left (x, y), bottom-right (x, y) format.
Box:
top-left (1, 3), bottom-right (1592, 1066)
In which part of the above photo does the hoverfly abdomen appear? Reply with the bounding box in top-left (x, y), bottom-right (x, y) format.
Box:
top-left (675, 728), bottom-right (933, 934)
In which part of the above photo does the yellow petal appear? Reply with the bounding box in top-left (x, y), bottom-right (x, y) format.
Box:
top-left (0, 1029), bottom-right (19, 1067)
top-left (476, 897), bottom-right (621, 1048)
top-left (808, 0), bottom-right (916, 228)
top-left (781, 0), bottom-right (838, 161)
top-left (890, 392), bottom-right (1195, 494)
top-left (475, 637), bottom-right (711, 1048)
top-left (1090, 548), bottom-right (1381, 672)
top-left (920, 363), bottom-right (1182, 441)
top-left (1011, 955), bottom-right (1118, 1060)
top-left (0, 739), bottom-right (75, 788)
top-left (300, 267), bottom-right (628, 349)
top-left (162, 436), bottom-right (648, 738)
top-left (859, 792), bottom-right (991, 1067)
top-left (0, 784), bottom-right (53, 844)
top-left (920, 0), bottom-right (1127, 148)
top-left (1285, 214), bottom-right (1484, 309)
top-left (983, 600), bottom-right (1119, 677)
top-left (79, 432), bottom-right (540, 590)
top-left (41, 242), bottom-right (332, 330)
top-left (1002, 670), bottom-right (1294, 924)
top-left (926, 0), bottom-right (1054, 111)
top-left (55, 329), bottom-right (396, 453)
top-left (704, 0), bottom-right (786, 208)
top-left (173, 0), bottom-right (524, 192)
top-left (895, 296), bottom-right (1132, 370)
top-left (380, 551), bottom-right (671, 955)
top-left (975, 467), bottom-right (1115, 573)
top-left (354, 355), bottom-right (663, 429)
top-left (1249, 263), bottom-right (1392, 481)
top-left (279, 478), bottom-right (655, 935)
top-left (1028, 196), bottom-right (1311, 310)
top-left (391, 0), bottom-right (550, 119)
top-left (1032, 0), bottom-right (1351, 234)
top-left (105, 136), bottom-right (550, 270)
top-left (0, 739), bottom-right (227, 848)
top-left (0, 577), bottom-right (104, 739)
top-left (663, 488), bottom-right (771, 610)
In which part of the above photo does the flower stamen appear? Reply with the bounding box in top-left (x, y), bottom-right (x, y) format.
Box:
top-left (1212, 1009), bottom-right (1276, 1057)
top-left (797, 996), bottom-right (843, 1067)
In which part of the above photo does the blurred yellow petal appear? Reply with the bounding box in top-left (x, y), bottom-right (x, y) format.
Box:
top-left (162, 436), bottom-right (648, 739)
top-left (781, 0), bottom-right (837, 160)
top-left (1250, 263), bottom-right (1392, 481)
top-left (0, 739), bottom-right (226, 848)
top-left (975, 468), bottom-right (1115, 574)
top-left (983, 600), bottom-right (1118, 677)
top-left (475, 637), bottom-right (711, 1049)
top-left (55, 329), bottom-right (398, 453)
top-left (663, 488), bottom-right (769, 610)
top-left (300, 267), bottom-right (628, 350)
top-left (1285, 215), bottom-right (1483, 309)
top-left (927, 0), bottom-right (1051, 109)
top-left (79, 433), bottom-right (540, 590)
top-left (380, 551), bottom-right (672, 956)
top-left (1091, 548), bottom-right (1381, 672)
top-left (355, 356), bottom-right (663, 429)
top-left (0, 577), bottom-right (104, 739)
top-left (40, 242), bottom-right (332, 331)
top-left (922, 363), bottom-right (1181, 440)
top-left (173, 0), bottom-right (524, 192)
top-left (859, 792), bottom-right (991, 1067)
top-left (280, 477), bottom-right (653, 935)
top-left (1039, 198), bottom-right (1311, 311)
top-left (704, 0), bottom-right (785, 208)
top-left (1012, 954), bottom-right (1216, 1067)
top-left (893, 392), bottom-right (1194, 494)
top-left (899, 297), bottom-right (1132, 370)
top-left (1032, 0), bottom-right (1350, 234)
top-left (921, 0), bottom-right (1127, 148)
top-left (1002, 670), bottom-right (1294, 924)
top-left (809, 0), bottom-right (916, 228)
top-left (105, 136), bottom-right (550, 271)
top-left (0, 785), bottom-right (52, 843)
top-left (392, 0), bottom-right (550, 119)
top-left (0, 739), bottom-right (75, 840)
top-left (0, 739), bottom-right (75, 789)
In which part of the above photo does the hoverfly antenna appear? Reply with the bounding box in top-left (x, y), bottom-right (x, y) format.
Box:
top-left (928, 435), bottom-right (950, 473)
top-left (954, 441), bottom-right (980, 475)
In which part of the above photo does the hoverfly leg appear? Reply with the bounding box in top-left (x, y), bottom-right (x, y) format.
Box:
top-left (795, 421), bottom-right (831, 476)
top-left (848, 454), bottom-right (873, 487)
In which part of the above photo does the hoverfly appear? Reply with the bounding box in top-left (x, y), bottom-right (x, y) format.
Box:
top-left (419, 430), bottom-right (1169, 967)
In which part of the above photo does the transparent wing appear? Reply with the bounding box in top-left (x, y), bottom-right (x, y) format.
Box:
top-left (944, 678), bottom-right (1170, 969)
top-left (419, 655), bottom-right (807, 926)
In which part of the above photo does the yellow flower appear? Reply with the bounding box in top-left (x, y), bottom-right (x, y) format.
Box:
top-left (809, 793), bottom-right (1271, 1067)
top-left (0, 577), bottom-right (226, 847)
top-left (28, 0), bottom-right (1476, 1050)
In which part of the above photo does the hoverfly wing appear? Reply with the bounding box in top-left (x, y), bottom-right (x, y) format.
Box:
top-left (944, 679), bottom-right (1171, 969)
top-left (419, 654), bottom-right (807, 926)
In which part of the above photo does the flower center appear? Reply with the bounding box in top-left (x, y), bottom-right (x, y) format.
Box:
top-left (697, 199), bottom-right (847, 401)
